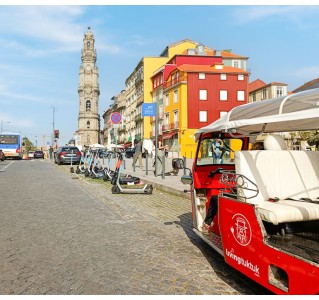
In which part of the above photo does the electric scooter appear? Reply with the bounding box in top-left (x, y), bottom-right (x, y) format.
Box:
top-left (90, 149), bottom-right (108, 179)
top-left (103, 152), bottom-right (140, 184)
top-left (111, 152), bottom-right (153, 194)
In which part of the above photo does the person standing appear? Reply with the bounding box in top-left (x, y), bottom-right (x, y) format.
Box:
top-left (132, 139), bottom-right (143, 169)
top-left (49, 146), bottom-right (53, 160)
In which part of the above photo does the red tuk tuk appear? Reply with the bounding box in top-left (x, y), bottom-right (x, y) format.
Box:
top-left (182, 88), bottom-right (319, 294)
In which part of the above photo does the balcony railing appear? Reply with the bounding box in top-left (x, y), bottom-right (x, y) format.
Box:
top-left (136, 95), bottom-right (144, 106)
top-left (163, 74), bottom-right (187, 89)
top-left (134, 115), bottom-right (143, 123)
top-left (162, 122), bottom-right (179, 132)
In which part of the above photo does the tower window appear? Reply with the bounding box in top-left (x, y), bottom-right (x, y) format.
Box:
top-left (87, 121), bottom-right (91, 129)
top-left (87, 41), bottom-right (91, 49)
top-left (86, 100), bottom-right (91, 111)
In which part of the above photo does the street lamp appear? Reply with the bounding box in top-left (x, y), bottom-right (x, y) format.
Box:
top-left (0, 120), bottom-right (11, 133)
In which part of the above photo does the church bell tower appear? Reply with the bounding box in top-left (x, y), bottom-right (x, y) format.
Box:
top-left (77, 26), bottom-right (100, 147)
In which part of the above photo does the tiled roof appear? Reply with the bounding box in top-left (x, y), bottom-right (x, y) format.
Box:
top-left (249, 79), bottom-right (266, 93)
top-left (292, 78), bottom-right (319, 93)
top-left (178, 64), bottom-right (249, 74)
top-left (221, 51), bottom-right (246, 59)
top-left (178, 49), bottom-right (246, 58)
top-left (249, 80), bottom-right (288, 93)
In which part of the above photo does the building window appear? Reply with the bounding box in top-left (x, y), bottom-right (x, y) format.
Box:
top-left (252, 93), bottom-right (256, 102)
top-left (199, 73), bottom-right (205, 80)
top-left (165, 94), bottom-right (169, 106)
top-left (165, 113), bottom-right (169, 129)
top-left (87, 121), bottom-right (91, 129)
top-left (220, 74), bottom-right (227, 80)
top-left (233, 60), bottom-right (240, 68)
top-left (220, 90), bottom-right (228, 101)
top-left (174, 90), bottom-right (178, 103)
top-left (276, 86), bottom-right (283, 98)
top-left (199, 89), bottom-right (207, 100)
top-left (237, 90), bottom-right (245, 101)
top-left (173, 110), bottom-right (179, 128)
top-left (171, 74), bottom-right (175, 85)
top-left (199, 111), bottom-right (207, 122)
top-left (262, 89), bottom-right (267, 99)
top-left (238, 74), bottom-right (244, 81)
top-left (86, 100), bottom-right (91, 111)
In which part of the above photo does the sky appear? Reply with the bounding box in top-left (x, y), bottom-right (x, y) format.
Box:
top-left (1, 3), bottom-right (319, 146)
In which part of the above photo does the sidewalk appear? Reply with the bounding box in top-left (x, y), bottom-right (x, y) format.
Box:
top-left (99, 154), bottom-right (194, 199)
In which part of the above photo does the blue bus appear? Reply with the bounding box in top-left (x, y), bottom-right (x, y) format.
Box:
top-left (0, 132), bottom-right (22, 159)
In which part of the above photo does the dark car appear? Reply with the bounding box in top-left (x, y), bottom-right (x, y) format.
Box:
top-left (125, 147), bottom-right (135, 158)
top-left (34, 150), bottom-right (44, 159)
top-left (125, 147), bottom-right (147, 158)
top-left (54, 146), bottom-right (81, 165)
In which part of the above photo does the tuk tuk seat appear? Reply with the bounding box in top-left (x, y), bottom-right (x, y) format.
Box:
top-left (235, 150), bottom-right (319, 225)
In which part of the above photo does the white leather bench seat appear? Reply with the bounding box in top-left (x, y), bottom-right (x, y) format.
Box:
top-left (235, 150), bottom-right (319, 225)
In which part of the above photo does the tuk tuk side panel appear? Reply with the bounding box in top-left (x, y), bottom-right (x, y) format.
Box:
top-left (218, 196), bottom-right (319, 295)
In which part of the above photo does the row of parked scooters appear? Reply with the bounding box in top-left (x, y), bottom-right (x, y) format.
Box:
top-left (71, 148), bottom-right (153, 194)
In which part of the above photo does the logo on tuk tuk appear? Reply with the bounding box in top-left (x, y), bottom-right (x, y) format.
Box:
top-left (230, 214), bottom-right (252, 246)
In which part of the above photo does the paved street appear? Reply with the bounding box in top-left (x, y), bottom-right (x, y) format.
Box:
top-left (0, 159), bottom-right (269, 295)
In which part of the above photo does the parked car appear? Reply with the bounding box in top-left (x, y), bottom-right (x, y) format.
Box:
top-left (28, 151), bottom-right (35, 159)
top-left (0, 149), bottom-right (5, 161)
top-left (54, 146), bottom-right (81, 165)
top-left (125, 147), bottom-right (147, 158)
top-left (34, 150), bottom-right (44, 159)
top-left (125, 147), bottom-right (135, 158)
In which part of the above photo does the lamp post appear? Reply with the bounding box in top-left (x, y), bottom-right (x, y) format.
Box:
top-left (0, 120), bottom-right (11, 133)
top-left (50, 106), bottom-right (55, 146)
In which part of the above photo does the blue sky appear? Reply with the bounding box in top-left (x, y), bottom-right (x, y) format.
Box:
top-left (1, 4), bottom-right (319, 146)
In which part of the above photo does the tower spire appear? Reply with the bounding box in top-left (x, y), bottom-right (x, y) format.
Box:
top-left (77, 27), bottom-right (100, 147)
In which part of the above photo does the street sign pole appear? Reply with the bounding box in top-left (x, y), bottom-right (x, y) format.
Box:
top-left (155, 103), bottom-right (158, 177)
top-left (141, 103), bottom-right (157, 176)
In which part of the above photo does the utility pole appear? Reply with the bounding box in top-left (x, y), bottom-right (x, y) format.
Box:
top-left (50, 106), bottom-right (55, 146)
top-left (0, 120), bottom-right (11, 133)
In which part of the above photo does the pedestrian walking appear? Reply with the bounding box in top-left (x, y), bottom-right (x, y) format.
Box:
top-left (132, 139), bottom-right (143, 169)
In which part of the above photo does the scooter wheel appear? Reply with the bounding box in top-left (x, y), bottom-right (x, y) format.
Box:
top-left (145, 184), bottom-right (153, 194)
top-left (112, 185), bottom-right (120, 194)
top-left (84, 170), bottom-right (89, 177)
top-left (172, 168), bottom-right (179, 175)
top-left (76, 167), bottom-right (80, 174)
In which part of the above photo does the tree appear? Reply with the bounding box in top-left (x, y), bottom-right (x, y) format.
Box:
top-left (307, 130), bottom-right (319, 150)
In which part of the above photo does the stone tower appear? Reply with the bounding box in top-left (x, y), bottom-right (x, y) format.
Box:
top-left (77, 26), bottom-right (100, 147)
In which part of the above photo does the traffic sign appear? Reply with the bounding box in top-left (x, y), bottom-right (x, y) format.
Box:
top-left (110, 112), bottom-right (122, 124)
top-left (142, 103), bottom-right (156, 117)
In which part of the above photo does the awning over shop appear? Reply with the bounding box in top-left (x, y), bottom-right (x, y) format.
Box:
top-left (162, 132), bottom-right (177, 140)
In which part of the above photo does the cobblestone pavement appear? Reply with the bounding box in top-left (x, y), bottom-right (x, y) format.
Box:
top-left (0, 159), bottom-right (269, 295)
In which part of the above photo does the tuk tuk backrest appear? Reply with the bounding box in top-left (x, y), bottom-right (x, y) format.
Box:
top-left (235, 150), bottom-right (319, 202)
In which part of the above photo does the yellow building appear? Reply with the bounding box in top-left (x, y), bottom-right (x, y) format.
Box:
top-left (123, 39), bottom-right (200, 144)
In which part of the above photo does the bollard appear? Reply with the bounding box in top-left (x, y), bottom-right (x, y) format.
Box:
top-left (145, 153), bottom-right (148, 175)
top-left (162, 150), bottom-right (165, 179)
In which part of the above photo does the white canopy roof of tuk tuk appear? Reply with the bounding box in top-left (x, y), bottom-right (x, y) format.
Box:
top-left (195, 88), bottom-right (319, 141)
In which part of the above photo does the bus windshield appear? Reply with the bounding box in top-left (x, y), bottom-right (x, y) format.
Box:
top-left (0, 135), bottom-right (19, 145)
top-left (196, 137), bottom-right (243, 166)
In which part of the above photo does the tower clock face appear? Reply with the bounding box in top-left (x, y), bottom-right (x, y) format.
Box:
top-left (85, 65), bottom-right (91, 73)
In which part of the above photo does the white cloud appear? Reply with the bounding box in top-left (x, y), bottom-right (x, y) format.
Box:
top-left (293, 65), bottom-right (319, 80)
top-left (232, 5), bottom-right (319, 25)
top-left (0, 6), bottom-right (122, 56)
